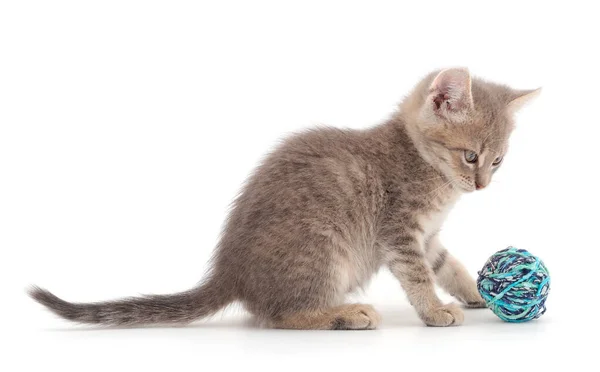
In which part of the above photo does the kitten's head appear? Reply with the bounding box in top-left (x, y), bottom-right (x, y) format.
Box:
top-left (403, 68), bottom-right (540, 192)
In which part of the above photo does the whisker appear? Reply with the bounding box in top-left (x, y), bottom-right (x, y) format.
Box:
top-left (403, 175), bottom-right (445, 184)
top-left (414, 179), bottom-right (454, 209)
top-left (416, 179), bottom-right (453, 197)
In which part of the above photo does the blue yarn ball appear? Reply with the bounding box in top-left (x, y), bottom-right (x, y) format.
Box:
top-left (477, 247), bottom-right (550, 323)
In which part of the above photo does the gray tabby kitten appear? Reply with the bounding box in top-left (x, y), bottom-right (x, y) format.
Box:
top-left (30, 68), bottom-right (539, 329)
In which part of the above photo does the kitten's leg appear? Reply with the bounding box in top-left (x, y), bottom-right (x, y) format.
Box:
top-left (270, 304), bottom-right (381, 330)
top-left (385, 238), bottom-right (464, 326)
top-left (425, 234), bottom-right (486, 308)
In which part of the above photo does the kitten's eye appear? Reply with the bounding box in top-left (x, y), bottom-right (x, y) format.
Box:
top-left (464, 150), bottom-right (478, 164)
top-left (493, 156), bottom-right (504, 166)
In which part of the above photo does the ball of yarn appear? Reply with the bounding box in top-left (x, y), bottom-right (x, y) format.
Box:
top-left (477, 247), bottom-right (550, 323)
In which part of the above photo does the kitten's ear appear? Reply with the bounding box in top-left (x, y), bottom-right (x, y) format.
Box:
top-left (427, 68), bottom-right (474, 121)
top-left (507, 88), bottom-right (541, 115)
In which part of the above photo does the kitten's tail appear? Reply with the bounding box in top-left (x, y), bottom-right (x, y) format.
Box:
top-left (28, 278), bottom-right (233, 327)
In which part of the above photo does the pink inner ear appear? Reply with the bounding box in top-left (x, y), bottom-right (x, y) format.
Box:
top-left (429, 68), bottom-right (473, 113)
top-left (433, 93), bottom-right (450, 110)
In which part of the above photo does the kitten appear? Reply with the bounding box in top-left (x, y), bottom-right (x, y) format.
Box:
top-left (29, 68), bottom-right (539, 329)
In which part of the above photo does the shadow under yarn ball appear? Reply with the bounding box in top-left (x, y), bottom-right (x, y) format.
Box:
top-left (477, 247), bottom-right (550, 323)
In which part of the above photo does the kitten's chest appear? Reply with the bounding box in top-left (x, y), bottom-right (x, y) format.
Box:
top-left (417, 192), bottom-right (459, 240)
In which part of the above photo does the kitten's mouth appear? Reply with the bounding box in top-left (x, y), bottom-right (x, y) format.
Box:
top-left (456, 183), bottom-right (476, 193)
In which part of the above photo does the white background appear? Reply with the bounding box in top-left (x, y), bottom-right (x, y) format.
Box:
top-left (1, 1), bottom-right (598, 371)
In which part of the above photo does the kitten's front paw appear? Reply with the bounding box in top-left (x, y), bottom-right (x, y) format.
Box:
top-left (421, 303), bottom-right (464, 327)
top-left (463, 299), bottom-right (487, 309)
top-left (457, 289), bottom-right (488, 309)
